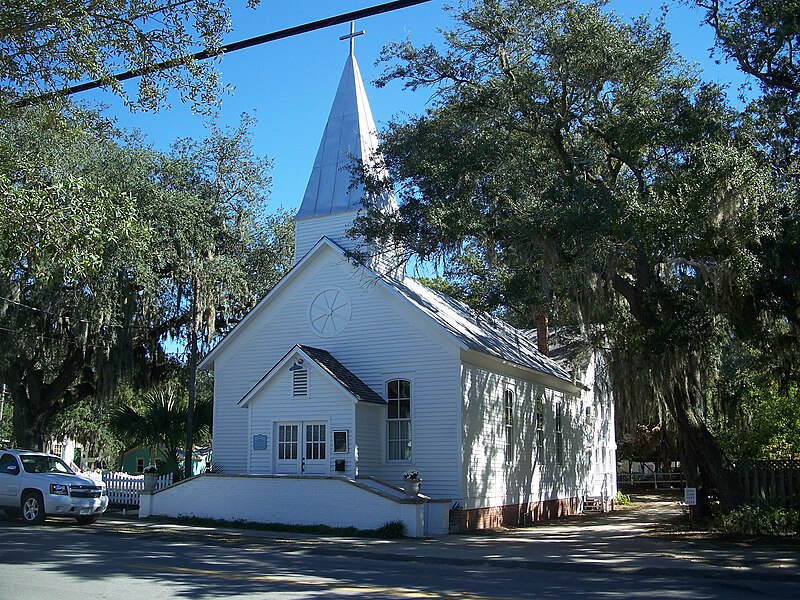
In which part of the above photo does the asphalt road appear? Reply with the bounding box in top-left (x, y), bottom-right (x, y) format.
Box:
top-left (1, 514), bottom-right (799, 599)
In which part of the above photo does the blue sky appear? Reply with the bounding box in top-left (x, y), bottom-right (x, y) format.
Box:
top-left (83, 0), bottom-right (749, 217)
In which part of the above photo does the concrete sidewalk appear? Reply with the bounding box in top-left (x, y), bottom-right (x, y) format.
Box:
top-left (97, 494), bottom-right (800, 584)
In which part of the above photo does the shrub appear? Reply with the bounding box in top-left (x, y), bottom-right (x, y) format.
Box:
top-left (375, 520), bottom-right (406, 539)
top-left (712, 505), bottom-right (799, 536)
top-left (615, 491), bottom-right (632, 506)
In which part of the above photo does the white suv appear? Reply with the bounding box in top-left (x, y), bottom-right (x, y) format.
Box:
top-left (0, 448), bottom-right (108, 525)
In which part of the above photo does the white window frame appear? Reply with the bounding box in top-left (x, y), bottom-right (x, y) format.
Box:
top-left (386, 378), bottom-right (412, 462)
top-left (555, 398), bottom-right (564, 466)
top-left (504, 388), bottom-right (514, 463)
top-left (535, 394), bottom-right (545, 461)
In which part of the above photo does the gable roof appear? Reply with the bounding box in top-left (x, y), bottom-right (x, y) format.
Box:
top-left (299, 345), bottom-right (385, 404)
top-left (238, 343), bottom-right (385, 407)
top-left (382, 277), bottom-right (574, 384)
top-left (200, 237), bottom-right (575, 388)
top-left (296, 52), bottom-right (395, 220)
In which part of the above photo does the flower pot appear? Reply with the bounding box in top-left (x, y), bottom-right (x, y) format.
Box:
top-left (403, 479), bottom-right (421, 497)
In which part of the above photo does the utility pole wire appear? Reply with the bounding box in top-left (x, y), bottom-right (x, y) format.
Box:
top-left (12, 0), bottom-right (432, 107)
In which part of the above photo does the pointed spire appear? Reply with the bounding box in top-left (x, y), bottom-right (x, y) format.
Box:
top-left (295, 33), bottom-right (393, 221)
top-left (293, 28), bottom-right (404, 279)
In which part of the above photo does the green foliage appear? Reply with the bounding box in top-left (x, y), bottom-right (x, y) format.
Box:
top-left (711, 505), bottom-right (799, 537)
top-left (0, 390), bottom-right (11, 444)
top-left (108, 384), bottom-right (211, 479)
top-left (48, 397), bottom-right (126, 467)
top-left (694, 0), bottom-right (800, 385)
top-left (615, 491), bottom-right (632, 506)
top-left (0, 0), bottom-right (258, 113)
top-left (357, 0), bottom-right (781, 507)
top-left (616, 424), bottom-right (678, 465)
top-left (155, 115), bottom-right (294, 352)
top-left (717, 381), bottom-right (800, 460)
top-left (0, 106), bottom-right (163, 448)
top-left (695, 0), bottom-right (799, 96)
top-left (0, 106), bottom-right (293, 451)
top-left (375, 520), bottom-right (407, 539)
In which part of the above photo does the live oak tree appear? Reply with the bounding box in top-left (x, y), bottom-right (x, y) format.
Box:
top-left (0, 107), bottom-right (157, 450)
top-left (692, 0), bottom-right (800, 460)
top-left (355, 0), bottom-right (783, 509)
top-left (0, 0), bottom-right (258, 112)
top-left (0, 107), bottom-right (293, 451)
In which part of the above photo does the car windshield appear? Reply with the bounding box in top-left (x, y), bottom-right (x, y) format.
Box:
top-left (20, 455), bottom-right (74, 475)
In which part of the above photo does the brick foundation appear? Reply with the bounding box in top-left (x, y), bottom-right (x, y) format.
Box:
top-left (459, 497), bottom-right (580, 531)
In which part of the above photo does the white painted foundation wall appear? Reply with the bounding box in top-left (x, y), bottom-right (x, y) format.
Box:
top-left (139, 474), bottom-right (449, 537)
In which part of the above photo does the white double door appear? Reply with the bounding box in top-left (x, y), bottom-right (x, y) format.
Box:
top-left (275, 421), bottom-right (328, 475)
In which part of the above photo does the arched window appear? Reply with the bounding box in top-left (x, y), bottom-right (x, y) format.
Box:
top-left (387, 379), bottom-right (411, 461)
top-left (504, 389), bottom-right (514, 462)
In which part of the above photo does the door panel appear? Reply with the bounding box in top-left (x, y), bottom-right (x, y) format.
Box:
top-left (275, 423), bottom-right (300, 474)
top-left (273, 421), bottom-right (328, 475)
top-left (303, 423), bottom-right (327, 475)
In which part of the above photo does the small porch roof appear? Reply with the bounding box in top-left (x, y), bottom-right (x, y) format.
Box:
top-left (238, 344), bottom-right (385, 407)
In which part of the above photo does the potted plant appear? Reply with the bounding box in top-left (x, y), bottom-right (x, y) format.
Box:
top-left (402, 469), bottom-right (421, 496)
top-left (143, 464), bottom-right (159, 492)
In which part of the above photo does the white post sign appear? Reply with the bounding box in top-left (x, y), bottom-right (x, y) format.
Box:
top-left (684, 487), bottom-right (697, 506)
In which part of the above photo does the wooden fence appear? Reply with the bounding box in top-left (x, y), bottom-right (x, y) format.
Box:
top-left (736, 460), bottom-right (800, 510)
top-left (101, 472), bottom-right (173, 506)
top-left (616, 471), bottom-right (686, 489)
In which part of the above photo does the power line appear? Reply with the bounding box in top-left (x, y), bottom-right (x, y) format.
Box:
top-left (13, 0), bottom-right (433, 107)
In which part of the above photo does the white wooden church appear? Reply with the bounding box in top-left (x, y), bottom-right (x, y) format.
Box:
top-left (140, 37), bottom-right (617, 535)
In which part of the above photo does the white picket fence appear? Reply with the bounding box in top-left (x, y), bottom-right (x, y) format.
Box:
top-left (101, 472), bottom-right (174, 506)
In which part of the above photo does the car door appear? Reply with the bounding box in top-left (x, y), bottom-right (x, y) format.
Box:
top-left (0, 453), bottom-right (22, 506)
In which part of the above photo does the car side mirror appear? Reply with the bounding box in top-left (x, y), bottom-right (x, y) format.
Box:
top-left (3, 464), bottom-right (19, 475)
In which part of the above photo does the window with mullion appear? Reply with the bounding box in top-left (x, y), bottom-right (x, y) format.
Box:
top-left (387, 379), bottom-right (412, 461)
top-left (555, 399), bottom-right (563, 466)
top-left (504, 389), bottom-right (514, 462)
top-left (536, 395), bottom-right (545, 461)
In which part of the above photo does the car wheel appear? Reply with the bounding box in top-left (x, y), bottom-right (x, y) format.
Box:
top-left (75, 515), bottom-right (98, 525)
top-left (21, 491), bottom-right (46, 525)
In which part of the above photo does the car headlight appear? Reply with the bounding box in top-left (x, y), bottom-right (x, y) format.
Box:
top-left (50, 483), bottom-right (69, 495)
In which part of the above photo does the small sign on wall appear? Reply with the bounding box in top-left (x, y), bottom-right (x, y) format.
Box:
top-left (333, 430), bottom-right (349, 453)
top-left (684, 487), bottom-right (697, 506)
top-left (252, 434), bottom-right (267, 450)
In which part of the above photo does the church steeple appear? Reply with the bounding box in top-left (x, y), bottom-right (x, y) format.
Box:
top-left (294, 26), bottom-right (400, 277)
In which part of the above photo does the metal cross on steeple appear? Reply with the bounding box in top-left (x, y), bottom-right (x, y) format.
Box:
top-left (339, 21), bottom-right (365, 56)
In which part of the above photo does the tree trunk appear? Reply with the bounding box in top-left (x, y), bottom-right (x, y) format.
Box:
top-left (7, 346), bottom-right (95, 451)
top-left (663, 367), bottom-right (744, 511)
top-left (184, 278), bottom-right (198, 480)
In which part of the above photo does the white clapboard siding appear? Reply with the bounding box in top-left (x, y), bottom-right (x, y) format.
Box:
top-left (247, 364), bottom-right (356, 475)
top-left (461, 362), bottom-right (589, 510)
top-left (210, 243), bottom-right (463, 500)
top-left (355, 403), bottom-right (381, 475)
top-left (294, 212), bottom-right (358, 263)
